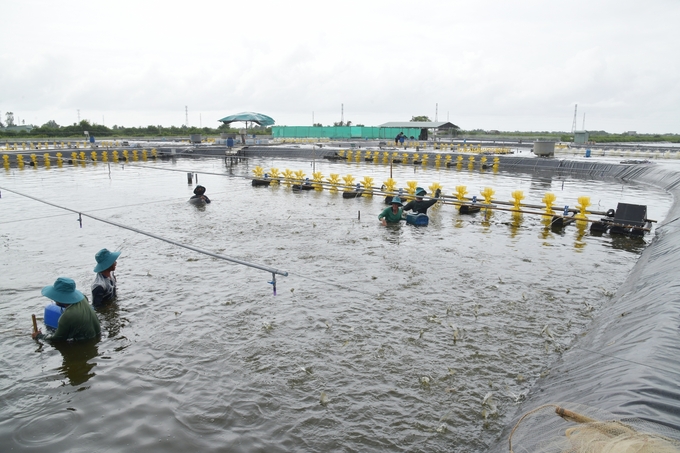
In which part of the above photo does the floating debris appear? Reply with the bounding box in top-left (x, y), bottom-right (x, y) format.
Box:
top-left (320, 391), bottom-right (329, 406)
top-left (448, 324), bottom-right (461, 343)
top-left (507, 387), bottom-right (526, 403)
top-left (482, 392), bottom-right (498, 417)
top-left (541, 324), bottom-right (555, 340)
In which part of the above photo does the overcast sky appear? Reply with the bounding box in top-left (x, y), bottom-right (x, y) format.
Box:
top-left (1, 0), bottom-right (679, 133)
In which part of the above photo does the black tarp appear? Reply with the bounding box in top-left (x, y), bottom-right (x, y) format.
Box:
top-left (489, 163), bottom-right (680, 451)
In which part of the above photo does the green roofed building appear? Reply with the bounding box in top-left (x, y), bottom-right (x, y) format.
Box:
top-left (272, 122), bottom-right (458, 140)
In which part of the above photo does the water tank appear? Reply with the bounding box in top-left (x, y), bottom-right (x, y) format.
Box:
top-left (189, 134), bottom-right (202, 144)
top-left (532, 140), bottom-right (555, 157)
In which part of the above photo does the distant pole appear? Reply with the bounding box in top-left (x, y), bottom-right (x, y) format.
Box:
top-left (582, 113), bottom-right (586, 130)
top-left (571, 104), bottom-right (578, 133)
top-left (341, 104), bottom-right (344, 125)
top-left (185, 106), bottom-right (189, 127)
top-left (312, 111), bottom-right (314, 125)
top-left (435, 103), bottom-right (438, 122)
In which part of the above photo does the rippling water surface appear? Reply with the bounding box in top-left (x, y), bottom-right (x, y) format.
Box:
top-left (0, 156), bottom-right (672, 452)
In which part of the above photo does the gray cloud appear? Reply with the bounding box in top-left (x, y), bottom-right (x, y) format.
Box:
top-left (2, 0), bottom-right (678, 133)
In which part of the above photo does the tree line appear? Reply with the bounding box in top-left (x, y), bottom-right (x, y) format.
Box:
top-left (1, 117), bottom-right (677, 143)
top-left (0, 119), bottom-right (272, 139)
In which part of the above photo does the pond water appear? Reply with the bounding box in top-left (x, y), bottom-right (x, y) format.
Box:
top-left (0, 156), bottom-right (672, 452)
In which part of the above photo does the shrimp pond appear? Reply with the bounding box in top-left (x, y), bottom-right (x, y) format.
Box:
top-left (0, 155), bottom-right (673, 452)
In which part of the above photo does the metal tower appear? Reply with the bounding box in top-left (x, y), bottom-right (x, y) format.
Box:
top-left (571, 104), bottom-right (578, 133)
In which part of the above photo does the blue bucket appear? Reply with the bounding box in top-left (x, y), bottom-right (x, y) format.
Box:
top-left (406, 214), bottom-right (429, 226)
top-left (585, 149), bottom-right (591, 158)
top-left (44, 303), bottom-right (65, 329)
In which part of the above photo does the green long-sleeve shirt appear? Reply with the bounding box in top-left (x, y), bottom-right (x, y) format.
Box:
top-left (39, 297), bottom-right (101, 342)
top-left (379, 206), bottom-right (404, 223)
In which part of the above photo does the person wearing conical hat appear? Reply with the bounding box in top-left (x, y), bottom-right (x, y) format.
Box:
top-left (379, 197), bottom-right (404, 226)
top-left (32, 277), bottom-right (100, 342)
top-left (91, 248), bottom-right (121, 307)
top-left (402, 187), bottom-right (441, 215)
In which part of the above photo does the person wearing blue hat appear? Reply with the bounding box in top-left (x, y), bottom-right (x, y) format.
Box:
top-left (402, 187), bottom-right (441, 215)
top-left (91, 248), bottom-right (121, 307)
top-left (32, 277), bottom-right (100, 341)
top-left (379, 197), bottom-right (404, 226)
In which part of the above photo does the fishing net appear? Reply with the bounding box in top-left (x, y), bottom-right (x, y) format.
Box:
top-left (508, 403), bottom-right (680, 453)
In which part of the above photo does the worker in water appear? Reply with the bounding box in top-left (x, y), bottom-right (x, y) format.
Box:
top-left (32, 277), bottom-right (101, 341)
top-left (379, 197), bottom-right (404, 226)
top-left (402, 187), bottom-right (441, 215)
top-left (190, 185), bottom-right (211, 204)
top-left (92, 248), bottom-right (121, 307)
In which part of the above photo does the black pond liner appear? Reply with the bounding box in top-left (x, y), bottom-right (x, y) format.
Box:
top-left (487, 162), bottom-right (680, 451)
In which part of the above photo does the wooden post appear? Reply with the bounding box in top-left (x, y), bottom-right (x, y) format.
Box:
top-left (31, 314), bottom-right (38, 334)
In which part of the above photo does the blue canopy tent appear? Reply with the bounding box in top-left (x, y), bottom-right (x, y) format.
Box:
top-left (218, 112), bottom-right (275, 128)
top-left (219, 112), bottom-right (275, 143)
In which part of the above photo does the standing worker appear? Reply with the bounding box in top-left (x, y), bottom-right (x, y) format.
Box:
top-left (379, 197), bottom-right (404, 226)
top-left (402, 187), bottom-right (441, 215)
top-left (32, 277), bottom-right (101, 341)
top-left (92, 248), bottom-right (121, 307)
top-left (239, 127), bottom-right (246, 144)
